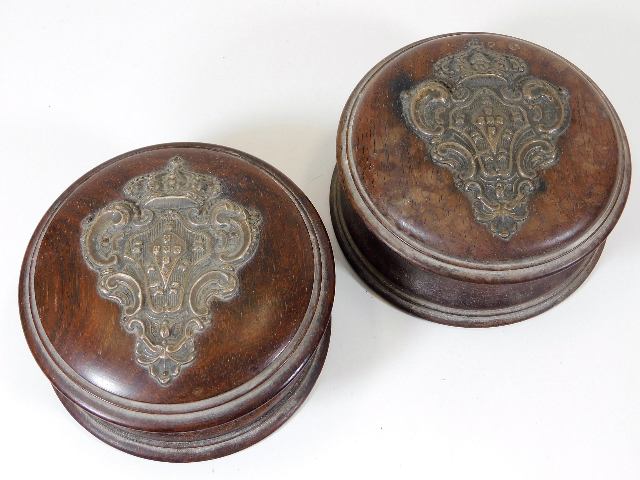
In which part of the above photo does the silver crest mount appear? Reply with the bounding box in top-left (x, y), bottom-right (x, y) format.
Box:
top-left (80, 157), bottom-right (262, 385)
top-left (401, 40), bottom-right (571, 240)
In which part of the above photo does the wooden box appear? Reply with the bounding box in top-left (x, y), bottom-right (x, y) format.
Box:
top-left (20, 143), bottom-right (334, 461)
top-left (330, 32), bottom-right (631, 327)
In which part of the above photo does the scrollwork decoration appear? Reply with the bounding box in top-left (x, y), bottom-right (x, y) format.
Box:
top-left (401, 40), bottom-right (571, 240)
top-left (81, 157), bottom-right (261, 385)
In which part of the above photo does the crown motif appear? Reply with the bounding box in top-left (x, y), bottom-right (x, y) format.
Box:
top-left (123, 156), bottom-right (221, 207)
top-left (433, 40), bottom-right (529, 87)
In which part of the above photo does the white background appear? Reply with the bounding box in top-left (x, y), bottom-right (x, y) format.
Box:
top-left (1, 1), bottom-right (639, 478)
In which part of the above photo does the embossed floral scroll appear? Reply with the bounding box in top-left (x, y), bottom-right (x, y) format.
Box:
top-left (81, 157), bottom-right (261, 385)
top-left (401, 41), bottom-right (571, 239)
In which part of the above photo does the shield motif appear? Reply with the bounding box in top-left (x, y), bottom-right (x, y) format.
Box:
top-left (401, 40), bottom-right (571, 240)
top-left (80, 157), bottom-right (261, 385)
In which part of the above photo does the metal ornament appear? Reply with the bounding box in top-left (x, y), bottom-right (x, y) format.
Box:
top-left (401, 40), bottom-right (571, 240)
top-left (81, 157), bottom-right (261, 385)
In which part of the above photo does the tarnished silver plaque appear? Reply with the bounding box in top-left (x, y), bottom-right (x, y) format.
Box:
top-left (401, 40), bottom-right (571, 240)
top-left (81, 157), bottom-right (261, 385)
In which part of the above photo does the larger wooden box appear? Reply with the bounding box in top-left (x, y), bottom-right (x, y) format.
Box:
top-left (20, 143), bottom-right (334, 461)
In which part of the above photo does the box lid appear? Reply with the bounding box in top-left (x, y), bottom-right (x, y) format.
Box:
top-left (337, 32), bottom-right (630, 283)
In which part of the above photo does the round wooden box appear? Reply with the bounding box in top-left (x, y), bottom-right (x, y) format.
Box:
top-left (330, 32), bottom-right (630, 327)
top-left (20, 143), bottom-right (334, 461)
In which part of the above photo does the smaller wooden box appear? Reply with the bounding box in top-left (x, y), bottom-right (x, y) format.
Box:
top-left (331, 32), bottom-right (631, 327)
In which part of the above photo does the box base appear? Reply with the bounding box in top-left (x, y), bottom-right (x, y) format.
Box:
top-left (330, 168), bottom-right (603, 327)
top-left (55, 324), bottom-right (330, 462)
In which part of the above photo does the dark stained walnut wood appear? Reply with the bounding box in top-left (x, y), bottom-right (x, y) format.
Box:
top-left (330, 32), bottom-right (631, 327)
top-left (20, 143), bottom-right (334, 461)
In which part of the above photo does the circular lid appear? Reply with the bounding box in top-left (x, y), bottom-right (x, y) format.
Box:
top-left (338, 32), bottom-right (630, 282)
top-left (20, 143), bottom-right (334, 431)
